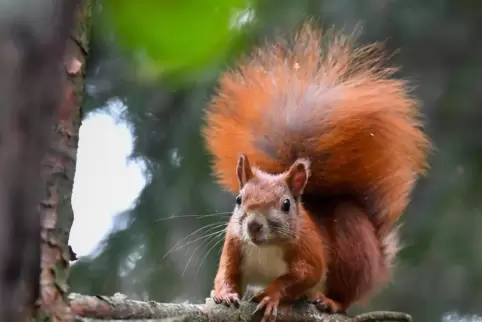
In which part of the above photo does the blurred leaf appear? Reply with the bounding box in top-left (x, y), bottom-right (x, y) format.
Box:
top-left (104, 0), bottom-right (255, 76)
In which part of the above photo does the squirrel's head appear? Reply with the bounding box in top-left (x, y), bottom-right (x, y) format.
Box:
top-left (231, 153), bottom-right (310, 246)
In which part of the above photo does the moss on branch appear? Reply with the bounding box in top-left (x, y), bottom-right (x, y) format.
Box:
top-left (69, 293), bottom-right (412, 322)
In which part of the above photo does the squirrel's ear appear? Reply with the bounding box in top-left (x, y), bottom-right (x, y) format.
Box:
top-left (286, 158), bottom-right (311, 197)
top-left (236, 153), bottom-right (254, 190)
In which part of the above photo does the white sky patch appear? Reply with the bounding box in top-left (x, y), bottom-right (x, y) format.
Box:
top-left (70, 99), bottom-right (147, 258)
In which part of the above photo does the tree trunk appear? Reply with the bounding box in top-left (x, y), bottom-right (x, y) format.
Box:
top-left (0, 1), bottom-right (80, 321)
top-left (37, 1), bottom-right (92, 321)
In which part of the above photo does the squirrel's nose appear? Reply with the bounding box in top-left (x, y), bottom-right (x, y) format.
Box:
top-left (247, 220), bottom-right (263, 235)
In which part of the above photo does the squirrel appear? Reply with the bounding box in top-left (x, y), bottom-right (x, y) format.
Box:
top-left (203, 23), bottom-right (430, 322)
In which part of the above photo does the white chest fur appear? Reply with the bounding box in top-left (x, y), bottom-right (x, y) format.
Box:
top-left (239, 243), bottom-right (327, 297)
top-left (240, 243), bottom-right (288, 293)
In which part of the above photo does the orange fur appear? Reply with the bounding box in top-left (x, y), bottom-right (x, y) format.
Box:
top-left (214, 233), bottom-right (242, 297)
top-left (203, 23), bottom-right (430, 233)
top-left (316, 200), bottom-right (388, 308)
top-left (206, 23), bottom-right (430, 317)
top-left (266, 209), bottom-right (327, 301)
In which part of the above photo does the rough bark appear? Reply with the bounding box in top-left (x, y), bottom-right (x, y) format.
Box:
top-left (69, 294), bottom-right (412, 322)
top-left (37, 0), bottom-right (92, 321)
top-left (0, 1), bottom-right (79, 321)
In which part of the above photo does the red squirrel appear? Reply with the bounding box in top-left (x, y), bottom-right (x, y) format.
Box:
top-left (203, 23), bottom-right (431, 322)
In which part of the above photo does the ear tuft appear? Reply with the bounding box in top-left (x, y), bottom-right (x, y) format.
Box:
top-left (286, 158), bottom-right (311, 197)
top-left (236, 153), bottom-right (254, 190)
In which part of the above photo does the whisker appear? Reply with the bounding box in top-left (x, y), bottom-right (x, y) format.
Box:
top-left (166, 221), bottom-right (222, 252)
top-left (166, 223), bottom-right (227, 255)
top-left (194, 230), bottom-right (226, 277)
top-left (274, 227), bottom-right (295, 239)
top-left (155, 211), bottom-right (232, 222)
top-left (171, 224), bottom-right (227, 255)
top-left (161, 222), bottom-right (227, 259)
top-left (182, 228), bottom-right (226, 278)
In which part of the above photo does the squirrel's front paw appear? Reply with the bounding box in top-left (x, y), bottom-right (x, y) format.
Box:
top-left (253, 291), bottom-right (281, 322)
top-left (211, 289), bottom-right (240, 308)
top-left (307, 291), bottom-right (346, 314)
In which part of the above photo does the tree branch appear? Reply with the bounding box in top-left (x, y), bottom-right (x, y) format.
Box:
top-left (69, 293), bottom-right (412, 322)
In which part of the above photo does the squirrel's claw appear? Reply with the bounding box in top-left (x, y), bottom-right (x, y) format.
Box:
top-left (254, 295), bottom-right (280, 322)
top-left (212, 291), bottom-right (240, 308)
top-left (307, 291), bottom-right (345, 314)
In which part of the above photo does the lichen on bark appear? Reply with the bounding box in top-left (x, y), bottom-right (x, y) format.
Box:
top-left (37, 0), bottom-right (93, 321)
top-left (69, 293), bottom-right (412, 322)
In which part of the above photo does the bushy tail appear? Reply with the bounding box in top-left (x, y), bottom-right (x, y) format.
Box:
top-left (203, 23), bottom-right (431, 232)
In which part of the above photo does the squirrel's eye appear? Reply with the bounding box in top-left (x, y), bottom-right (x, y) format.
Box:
top-left (281, 199), bottom-right (291, 213)
top-left (235, 194), bottom-right (242, 206)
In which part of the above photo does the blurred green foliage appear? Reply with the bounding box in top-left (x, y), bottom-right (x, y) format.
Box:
top-left (103, 0), bottom-right (255, 81)
top-left (70, 1), bottom-right (482, 321)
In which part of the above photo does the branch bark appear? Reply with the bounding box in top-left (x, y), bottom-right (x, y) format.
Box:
top-left (69, 294), bottom-right (412, 322)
